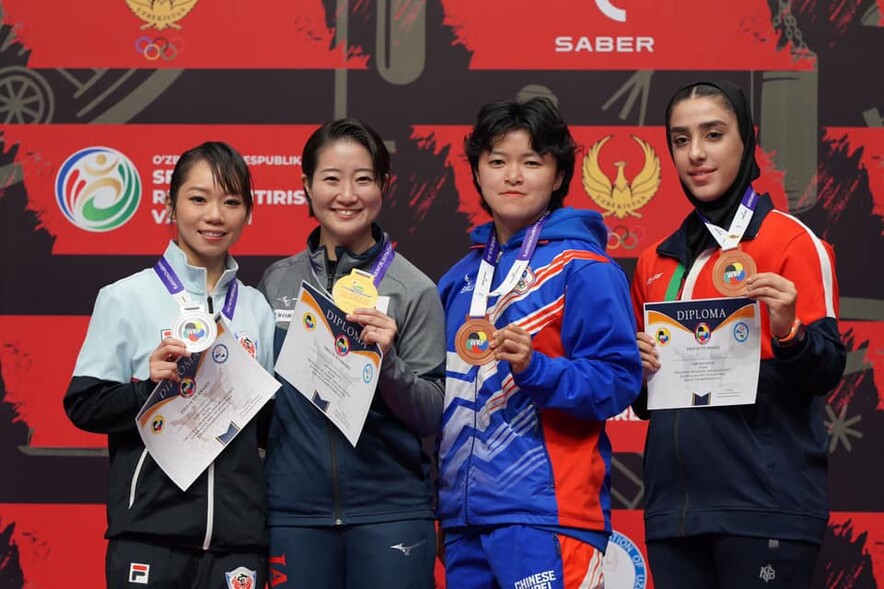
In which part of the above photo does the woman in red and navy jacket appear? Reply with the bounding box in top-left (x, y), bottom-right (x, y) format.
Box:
top-left (631, 81), bottom-right (846, 588)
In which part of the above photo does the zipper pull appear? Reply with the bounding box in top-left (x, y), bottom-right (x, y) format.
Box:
top-left (206, 295), bottom-right (214, 314)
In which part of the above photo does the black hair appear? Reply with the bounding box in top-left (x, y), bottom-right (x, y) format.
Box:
top-left (301, 118), bottom-right (391, 216)
top-left (665, 84), bottom-right (736, 132)
top-left (465, 97), bottom-right (576, 214)
top-left (168, 141), bottom-right (253, 216)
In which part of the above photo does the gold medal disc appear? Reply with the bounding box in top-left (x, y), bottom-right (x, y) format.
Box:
top-left (712, 248), bottom-right (757, 297)
top-left (454, 317), bottom-right (497, 366)
top-left (332, 270), bottom-right (379, 313)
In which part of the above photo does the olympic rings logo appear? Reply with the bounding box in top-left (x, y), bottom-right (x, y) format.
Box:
top-left (607, 225), bottom-right (645, 250)
top-left (135, 36), bottom-right (182, 61)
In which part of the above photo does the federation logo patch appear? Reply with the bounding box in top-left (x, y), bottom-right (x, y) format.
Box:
top-left (212, 344), bottom-right (229, 364)
top-left (236, 332), bottom-right (258, 359)
top-left (150, 415), bottom-right (164, 434)
top-left (128, 562), bottom-right (150, 584)
top-left (733, 321), bottom-right (749, 343)
top-left (604, 530), bottom-right (647, 588)
top-left (302, 312), bottom-right (317, 330)
top-left (654, 327), bottom-right (670, 346)
top-left (334, 335), bottom-right (350, 357)
top-left (225, 566), bottom-right (257, 589)
top-left (55, 146), bottom-right (142, 232)
top-left (582, 135), bottom-right (661, 219)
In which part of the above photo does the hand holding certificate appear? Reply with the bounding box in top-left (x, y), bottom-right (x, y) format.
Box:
top-left (644, 297), bottom-right (760, 410)
top-left (135, 320), bottom-right (281, 491)
top-left (275, 281), bottom-right (383, 447)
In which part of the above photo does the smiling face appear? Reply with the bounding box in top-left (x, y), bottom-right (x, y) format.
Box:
top-left (305, 139), bottom-right (383, 257)
top-left (475, 129), bottom-right (563, 244)
top-left (668, 95), bottom-right (744, 203)
top-left (170, 158), bottom-right (248, 270)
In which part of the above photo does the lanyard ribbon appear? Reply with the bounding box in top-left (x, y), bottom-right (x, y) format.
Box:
top-left (153, 257), bottom-right (238, 319)
top-left (468, 213), bottom-right (548, 318)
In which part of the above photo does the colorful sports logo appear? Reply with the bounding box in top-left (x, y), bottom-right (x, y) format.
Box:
top-left (335, 335), bottom-right (350, 356)
top-left (302, 313), bottom-right (316, 331)
top-left (515, 267), bottom-right (535, 292)
top-left (723, 262), bottom-right (747, 285)
top-left (655, 327), bottom-right (670, 345)
top-left (151, 415), bottom-right (164, 434)
top-left (465, 329), bottom-right (491, 353)
top-left (695, 323), bottom-right (711, 344)
top-left (733, 321), bottom-right (749, 343)
top-left (237, 333), bottom-right (257, 359)
top-left (179, 378), bottom-right (195, 398)
top-left (182, 319), bottom-right (208, 342)
top-left (225, 566), bottom-right (257, 589)
top-left (55, 146), bottom-right (141, 232)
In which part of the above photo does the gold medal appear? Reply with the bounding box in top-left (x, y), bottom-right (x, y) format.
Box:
top-left (332, 269), bottom-right (379, 313)
top-left (712, 248), bottom-right (757, 297)
top-left (454, 317), bottom-right (496, 366)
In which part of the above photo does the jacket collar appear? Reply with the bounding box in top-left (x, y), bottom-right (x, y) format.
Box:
top-left (656, 193), bottom-right (775, 266)
top-left (306, 224), bottom-right (388, 286)
top-left (162, 240), bottom-right (238, 296)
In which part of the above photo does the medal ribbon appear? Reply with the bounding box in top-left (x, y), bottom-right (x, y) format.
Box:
top-left (309, 240), bottom-right (396, 299)
top-left (153, 257), bottom-right (238, 320)
top-left (468, 213), bottom-right (548, 318)
top-left (697, 187), bottom-right (759, 252)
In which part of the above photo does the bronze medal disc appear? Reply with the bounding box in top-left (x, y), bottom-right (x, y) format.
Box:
top-left (454, 317), bottom-right (496, 366)
top-left (712, 248), bottom-right (757, 297)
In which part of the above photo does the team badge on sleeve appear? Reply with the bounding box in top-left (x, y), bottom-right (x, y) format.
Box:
top-left (225, 566), bottom-right (257, 589)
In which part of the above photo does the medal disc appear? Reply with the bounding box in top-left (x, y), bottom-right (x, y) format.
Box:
top-left (332, 270), bottom-right (379, 313)
top-left (712, 248), bottom-right (757, 297)
top-left (174, 308), bottom-right (218, 353)
top-left (455, 317), bottom-right (496, 366)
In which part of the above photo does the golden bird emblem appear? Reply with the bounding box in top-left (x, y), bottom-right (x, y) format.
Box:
top-left (126, 0), bottom-right (199, 30)
top-left (582, 135), bottom-right (661, 219)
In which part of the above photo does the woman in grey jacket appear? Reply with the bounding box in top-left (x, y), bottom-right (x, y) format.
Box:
top-left (259, 119), bottom-right (445, 589)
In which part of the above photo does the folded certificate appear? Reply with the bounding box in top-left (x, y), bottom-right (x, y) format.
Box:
top-left (136, 320), bottom-right (281, 491)
top-left (644, 297), bottom-right (760, 410)
top-left (275, 281), bottom-right (383, 447)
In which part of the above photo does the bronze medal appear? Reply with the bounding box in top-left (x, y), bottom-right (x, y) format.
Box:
top-left (712, 248), bottom-right (757, 297)
top-left (454, 317), bottom-right (496, 366)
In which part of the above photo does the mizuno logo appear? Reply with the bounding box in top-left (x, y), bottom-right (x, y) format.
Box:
top-left (390, 539), bottom-right (426, 556)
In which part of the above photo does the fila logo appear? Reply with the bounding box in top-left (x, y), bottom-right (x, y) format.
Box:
top-left (129, 562), bottom-right (150, 584)
top-left (596, 0), bottom-right (626, 22)
top-left (646, 272), bottom-right (663, 286)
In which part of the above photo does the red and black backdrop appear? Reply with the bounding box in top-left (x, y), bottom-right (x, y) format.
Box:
top-left (0, 1), bottom-right (881, 587)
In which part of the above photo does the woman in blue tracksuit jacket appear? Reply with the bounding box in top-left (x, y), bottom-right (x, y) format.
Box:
top-left (65, 142), bottom-right (276, 589)
top-left (437, 97), bottom-right (643, 589)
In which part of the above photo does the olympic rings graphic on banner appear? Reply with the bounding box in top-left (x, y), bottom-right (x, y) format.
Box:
top-left (607, 225), bottom-right (646, 250)
top-left (135, 36), bottom-right (182, 61)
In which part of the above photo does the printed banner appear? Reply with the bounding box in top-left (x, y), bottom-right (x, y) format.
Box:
top-left (441, 0), bottom-right (813, 70)
top-left (2, 0), bottom-right (368, 69)
top-left (2, 124), bottom-right (316, 255)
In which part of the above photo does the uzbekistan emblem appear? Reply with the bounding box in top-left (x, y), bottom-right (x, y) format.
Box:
top-left (582, 135), bottom-right (661, 219)
top-left (126, 0), bottom-right (199, 30)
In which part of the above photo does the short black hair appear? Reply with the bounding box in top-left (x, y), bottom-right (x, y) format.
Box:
top-left (302, 118), bottom-right (390, 189)
top-left (169, 141), bottom-right (253, 215)
top-left (465, 97), bottom-right (576, 214)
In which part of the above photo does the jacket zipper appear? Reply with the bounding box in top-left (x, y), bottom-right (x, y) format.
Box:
top-left (128, 448), bottom-right (149, 508)
top-left (206, 295), bottom-right (214, 314)
top-left (674, 412), bottom-right (689, 536)
top-left (202, 463), bottom-right (215, 550)
top-left (327, 423), bottom-right (344, 525)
